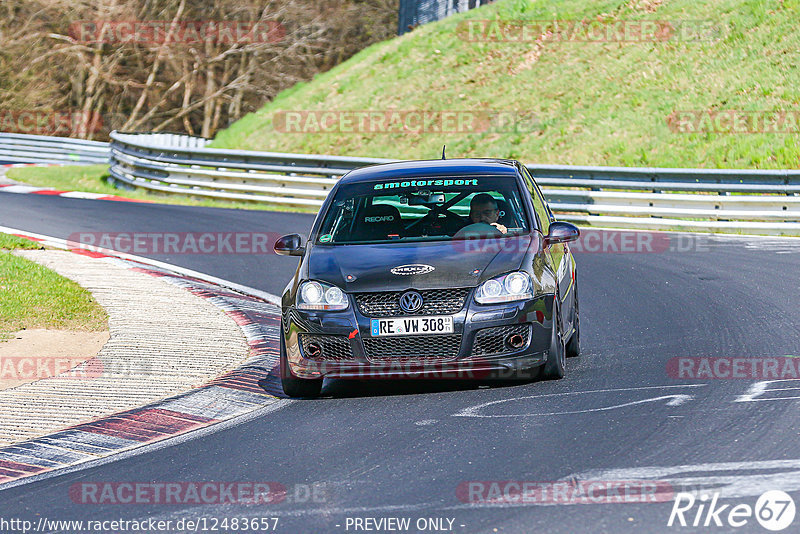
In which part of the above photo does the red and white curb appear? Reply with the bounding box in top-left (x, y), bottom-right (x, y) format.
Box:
top-left (0, 183), bottom-right (147, 203)
top-left (0, 227), bottom-right (288, 489)
top-left (1, 163), bottom-right (61, 169)
top-left (0, 163), bottom-right (147, 203)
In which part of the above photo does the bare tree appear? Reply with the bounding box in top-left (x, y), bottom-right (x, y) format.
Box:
top-left (0, 0), bottom-right (397, 139)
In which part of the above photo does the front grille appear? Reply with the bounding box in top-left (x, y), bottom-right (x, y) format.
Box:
top-left (355, 288), bottom-right (471, 317)
top-left (472, 324), bottom-right (532, 356)
top-left (363, 334), bottom-right (462, 362)
top-left (299, 334), bottom-right (355, 361)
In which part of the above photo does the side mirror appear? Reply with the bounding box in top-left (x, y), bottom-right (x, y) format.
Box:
top-left (544, 221), bottom-right (580, 246)
top-left (274, 234), bottom-right (305, 256)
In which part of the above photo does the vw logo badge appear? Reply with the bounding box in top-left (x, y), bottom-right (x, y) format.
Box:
top-left (399, 291), bottom-right (423, 313)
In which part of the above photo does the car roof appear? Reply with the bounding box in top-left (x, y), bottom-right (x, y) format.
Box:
top-left (339, 158), bottom-right (520, 184)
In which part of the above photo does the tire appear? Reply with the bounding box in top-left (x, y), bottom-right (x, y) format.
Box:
top-left (540, 298), bottom-right (566, 380)
top-left (565, 281), bottom-right (580, 358)
top-left (280, 332), bottom-right (323, 398)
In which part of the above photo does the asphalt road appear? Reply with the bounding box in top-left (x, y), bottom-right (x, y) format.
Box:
top-left (2, 192), bottom-right (800, 533)
top-left (0, 194), bottom-right (314, 295)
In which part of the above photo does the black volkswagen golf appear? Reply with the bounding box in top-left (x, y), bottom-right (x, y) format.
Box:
top-left (273, 158), bottom-right (581, 397)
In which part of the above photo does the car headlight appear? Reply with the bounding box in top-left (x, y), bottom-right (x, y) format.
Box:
top-left (474, 272), bottom-right (533, 304)
top-left (297, 281), bottom-right (349, 310)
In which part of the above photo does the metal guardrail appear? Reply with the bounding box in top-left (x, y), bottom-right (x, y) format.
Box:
top-left (0, 133), bottom-right (110, 165)
top-left (102, 131), bottom-right (798, 235)
top-left (109, 131), bottom-right (389, 208)
top-left (5, 130), bottom-right (796, 234)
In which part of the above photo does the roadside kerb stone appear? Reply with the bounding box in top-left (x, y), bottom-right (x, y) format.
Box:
top-left (0, 249), bottom-right (250, 446)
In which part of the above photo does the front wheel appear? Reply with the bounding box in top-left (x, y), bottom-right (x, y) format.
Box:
top-left (280, 332), bottom-right (323, 398)
top-left (540, 299), bottom-right (566, 380)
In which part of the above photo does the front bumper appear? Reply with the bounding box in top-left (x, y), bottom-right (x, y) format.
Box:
top-left (282, 290), bottom-right (555, 380)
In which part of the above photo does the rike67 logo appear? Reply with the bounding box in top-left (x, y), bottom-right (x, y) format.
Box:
top-left (668, 490), bottom-right (796, 531)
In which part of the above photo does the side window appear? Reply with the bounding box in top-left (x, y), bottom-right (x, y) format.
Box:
top-left (521, 167), bottom-right (550, 234)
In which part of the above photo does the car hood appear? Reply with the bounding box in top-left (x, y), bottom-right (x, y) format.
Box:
top-left (306, 236), bottom-right (535, 292)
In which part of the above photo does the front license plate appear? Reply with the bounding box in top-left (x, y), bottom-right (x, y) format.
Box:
top-left (371, 316), bottom-right (454, 336)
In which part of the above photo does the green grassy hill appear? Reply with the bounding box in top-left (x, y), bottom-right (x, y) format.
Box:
top-left (211, 0), bottom-right (800, 169)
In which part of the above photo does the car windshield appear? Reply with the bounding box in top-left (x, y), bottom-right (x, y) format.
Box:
top-left (315, 176), bottom-right (530, 244)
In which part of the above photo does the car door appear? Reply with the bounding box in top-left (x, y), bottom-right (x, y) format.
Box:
top-left (521, 167), bottom-right (575, 332)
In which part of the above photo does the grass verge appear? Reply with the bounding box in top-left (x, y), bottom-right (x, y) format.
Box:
top-left (0, 233), bottom-right (108, 340)
top-left (211, 0), bottom-right (800, 169)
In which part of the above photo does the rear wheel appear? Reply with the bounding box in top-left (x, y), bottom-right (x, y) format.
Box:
top-left (540, 298), bottom-right (566, 380)
top-left (280, 332), bottom-right (323, 398)
top-left (566, 281), bottom-right (580, 358)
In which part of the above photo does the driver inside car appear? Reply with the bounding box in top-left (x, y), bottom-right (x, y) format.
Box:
top-left (453, 193), bottom-right (508, 238)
